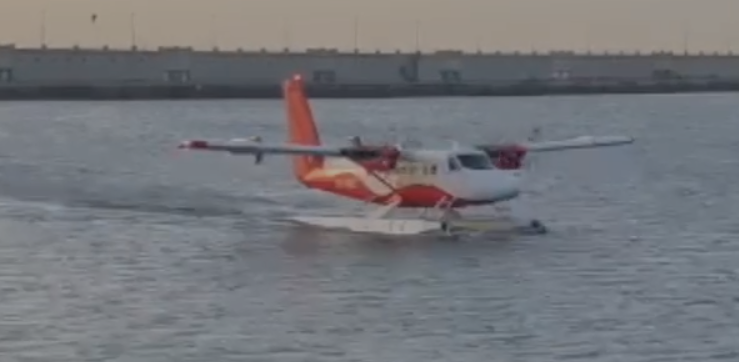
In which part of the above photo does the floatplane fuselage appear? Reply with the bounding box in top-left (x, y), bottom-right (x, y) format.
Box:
top-left (178, 74), bottom-right (634, 236)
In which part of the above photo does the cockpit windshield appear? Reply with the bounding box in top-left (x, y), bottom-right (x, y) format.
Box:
top-left (455, 153), bottom-right (494, 170)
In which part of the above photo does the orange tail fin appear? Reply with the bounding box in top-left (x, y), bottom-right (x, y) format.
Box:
top-left (283, 74), bottom-right (323, 181)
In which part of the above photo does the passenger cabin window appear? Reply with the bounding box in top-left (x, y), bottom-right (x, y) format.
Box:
top-left (396, 163), bottom-right (437, 175)
top-left (456, 154), bottom-right (494, 170)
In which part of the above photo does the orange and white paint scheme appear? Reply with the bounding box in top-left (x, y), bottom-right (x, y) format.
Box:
top-left (178, 74), bottom-right (634, 235)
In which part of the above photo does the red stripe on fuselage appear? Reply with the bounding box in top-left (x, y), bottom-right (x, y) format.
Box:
top-left (302, 170), bottom-right (492, 208)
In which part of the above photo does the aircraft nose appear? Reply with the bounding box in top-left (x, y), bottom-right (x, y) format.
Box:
top-left (485, 172), bottom-right (521, 202)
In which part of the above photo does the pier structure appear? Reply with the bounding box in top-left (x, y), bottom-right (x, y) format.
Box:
top-left (0, 44), bottom-right (738, 99)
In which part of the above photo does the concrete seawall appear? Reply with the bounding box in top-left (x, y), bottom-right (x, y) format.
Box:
top-left (1, 44), bottom-right (738, 100)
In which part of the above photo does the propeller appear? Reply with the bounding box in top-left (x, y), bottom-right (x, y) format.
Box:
top-left (249, 136), bottom-right (263, 164)
top-left (523, 126), bottom-right (542, 170)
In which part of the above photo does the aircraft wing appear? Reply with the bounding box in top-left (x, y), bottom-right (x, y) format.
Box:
top-left (475, 135), bottom-right (634, 170)
top-left (178, 138), bottom-right (399, 164)
top-left (519, 135), bottom-right (634, 153)
top-left (178, 138), bottom-right (345, 157)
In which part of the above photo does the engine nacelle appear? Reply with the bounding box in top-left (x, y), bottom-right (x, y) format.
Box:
top-left (480, 144), bottom-right (528, 170)
top-left (363, 147), bottom-right (400, 172)
top-left (342, 146), bottom-right (400, 172)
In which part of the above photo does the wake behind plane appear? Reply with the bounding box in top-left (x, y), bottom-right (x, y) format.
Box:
top-left (178, 74), bottom-right (634, 236)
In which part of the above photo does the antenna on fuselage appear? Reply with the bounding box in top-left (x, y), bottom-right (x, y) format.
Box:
top-left (528, 126), bottom-right (542, 142)
top-left (348, 135), bottom-right (362, 147)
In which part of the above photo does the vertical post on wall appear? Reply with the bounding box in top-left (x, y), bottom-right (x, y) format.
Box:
top-left (282, 16), bottom-right (291, 51)
top-left (414, 19), bottom-right (420, 52)
top-left (681, 19), bottom-right (690, 55)
top-left (209, 13), bottom-right (217, 49)
top-left (130, 12), bottom-right (137, 49)
top-left (90, 13), bottom-right (98, 48)
top-left (353, 14), bottom-right (359, 51)
top-left (40, 9), bottom-right (47, 47)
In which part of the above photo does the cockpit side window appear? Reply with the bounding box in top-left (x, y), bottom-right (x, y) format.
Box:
top-left (456, 154), bottom-right (494, 170)
top-left (447, 157), bottom-right (461, 172)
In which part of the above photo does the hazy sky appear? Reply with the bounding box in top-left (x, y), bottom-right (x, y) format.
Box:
top-left (0, 0), bottom-right (736, 52)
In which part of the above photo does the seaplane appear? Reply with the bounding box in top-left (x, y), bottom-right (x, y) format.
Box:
top-left (177, 74), bottom-right (634, 236)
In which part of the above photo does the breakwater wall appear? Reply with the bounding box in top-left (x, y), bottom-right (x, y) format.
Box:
top-left (1, 44), bottom-right (738, 100)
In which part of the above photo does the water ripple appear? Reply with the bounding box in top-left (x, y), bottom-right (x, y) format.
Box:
top-left (0, 94), bottom-right (738, 361)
